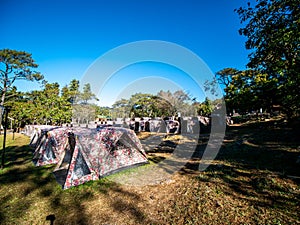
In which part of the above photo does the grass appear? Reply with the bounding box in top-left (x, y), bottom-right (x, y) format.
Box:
top-left (0, 120), bottom-right (300, 224)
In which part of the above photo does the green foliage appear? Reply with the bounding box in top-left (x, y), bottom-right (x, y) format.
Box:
top-left (80, 83), bottom-right (99, 104)
top-left (9, 82), bottom-right (72, 126)
top-left (157, 90), bottom-right (192, 117)
top-left (0, 50), bottom-right (101, 126)
top-left (216, 68), bottom-right (239, 90)
top-left (96, 106), bottom-right (110, 117)
top-left (61, 80), bottom-right (101, 124)
top-left (111, 90), bottom-right (195, 118)
top-left (0, 49), bottom-right (44, 106)
top-left (129, 93), bottom-right (156, 118)
top-left (111, 98), bottom-right (131, 118)
top-left (215, 68), bottom-right (281, 114)
top-left (61, 79), bottom-right (80, 104)
top-left (197, 97), bottom-right (213, 116)
top-left (31, 82), bottom-right (71, 124)
top-left (111, 93), bottom-right (158, 118)
top-left (235, 0), bottom-right (300, 117)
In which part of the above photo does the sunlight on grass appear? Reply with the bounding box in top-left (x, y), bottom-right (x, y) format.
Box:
top-left (0, 133), bottom-right (30, 149)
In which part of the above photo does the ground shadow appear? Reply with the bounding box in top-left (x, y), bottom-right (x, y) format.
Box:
top-left (0, 141), bottom-right (156, 224)
top-left (184, 121), bottom-right (300, 177)
top-left (179, 120), bottom-right (300, 222)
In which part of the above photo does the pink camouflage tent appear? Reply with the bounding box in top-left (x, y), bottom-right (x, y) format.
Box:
top-left (28, 125), bottom-right (148, 189)
top-left (32, 126), bottom-right (70, 166)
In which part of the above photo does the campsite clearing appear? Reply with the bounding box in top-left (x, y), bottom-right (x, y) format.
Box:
top-left (0, 119), bottom-right (299, 224)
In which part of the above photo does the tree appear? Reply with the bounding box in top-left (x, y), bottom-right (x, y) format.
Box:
top-left (111, 94), bottom-right (157, 118)
top-left (61, 79), bottom-right (80, 104)
top-left (0, 49), bottom-right (43, 106)
top-left (41, 82), bottom-right (72, 124)
top-left (96, 106), bottom-right (111, 118)
top-left (235, 0), bottom-right (300, 117)
top-left (215, 67), bottom-right (279, 114)
top-left (216, 68), bottom-right (240, 91)
top-left (3, 87), bottom-right (28, 127)
top-left (80, 83), bottom-right (99, 104)
top-left (110, 90), bottom-right (197, 118)
top-left (8, 82), bottom-right (72, 126)
top-left (157, 90), bottom-right (191, 117)
top-left (225, 70), bottom-right (258, 114)
top-left (72, 104), bottom-right (95, 124)
top-left (112, 98), bottom-right (129, 118)
top-left (197, 97), bottom-right (213, 117)
top-left (71, 83), bottom-right (99, 124)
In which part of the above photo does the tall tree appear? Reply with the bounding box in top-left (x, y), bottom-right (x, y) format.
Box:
top-left (61, 79), bottom-right (80, 104)
top-left (129, 93), bottom-right (156, 118)
top-left (14, 82), bottom-right (72, 125)
top-left (72, 83), bottom-right (98, 124)
top-left (112, 98), bottom-right (131, 118)
top-left (72, 104), bottom-right (95, 124)
top-left (80, 83), bottom-right (98, 104)
top-left (215, 68), bottom-right (279, 114)
top-left (0, 49), bottom-right (43, 106)
top-left (197, 97), bottom-right (213, 117)
top-left (216, 68), bottom-right (240, 91)
top-left (157, 90), bottom-right (191, 116)
top-left (235, 0), bottom-right (300, 117)
top-left (96, 106), bottom-right (111, 118)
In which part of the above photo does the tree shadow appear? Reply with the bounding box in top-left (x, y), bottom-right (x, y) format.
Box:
top-left (2, 145), bottom-right (33, 167)
top-left (108, 185), bottom-right (153, 224)
top-left (183, 121), bottom-right (300, 176)
top-left (180, 121), bottom-right (300, 222)
top-left (0, 142), bottom-right (92, 224)
top-left (145, 138), bottom-right (177, 165)
top-left (146, 139), bottom-right (177, 153)
top-left (147, 155), bottom-right (166, 164)
top-left (0, 141), bottom-right (156, 224)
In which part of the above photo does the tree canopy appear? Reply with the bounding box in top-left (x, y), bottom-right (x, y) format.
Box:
top-left (234, 0), bottom-right (300, 117)
top-left (111, 90), bottom-right (207, 119)
top-left (61, 79), bottom-right (80, 104)
top-left (0, 49), bottom-right (43, 106)
top-left (7, 78), bottom-right (100, 127)
top-left (80, 83), bottom-right (99, 104)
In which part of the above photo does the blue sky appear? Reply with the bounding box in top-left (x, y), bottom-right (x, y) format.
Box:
top-left (1, 0), bottom-right (253, 106)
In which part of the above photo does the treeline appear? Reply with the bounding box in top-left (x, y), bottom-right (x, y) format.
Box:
top-left (5, 80), bottom-right (99, 127)
top-left (3, 79), bottom-right (218, 127)
top-left (109, 91), bottom-right (218, 119)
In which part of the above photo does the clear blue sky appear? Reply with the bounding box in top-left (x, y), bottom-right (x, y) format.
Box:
top-left (1, 0), bottom-right (253, 106)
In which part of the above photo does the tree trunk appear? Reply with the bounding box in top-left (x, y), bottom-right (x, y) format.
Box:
top-left (1, 109), bottom-right (9, 169)
top-left (1, 86), bottom-right (7, 106)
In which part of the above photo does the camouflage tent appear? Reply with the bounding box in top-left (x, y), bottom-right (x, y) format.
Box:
top-left (28, 125), bottom-right (148, 189)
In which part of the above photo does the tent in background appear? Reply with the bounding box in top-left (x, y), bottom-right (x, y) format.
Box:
top-left (25, 125), bottom-right (59, 149)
